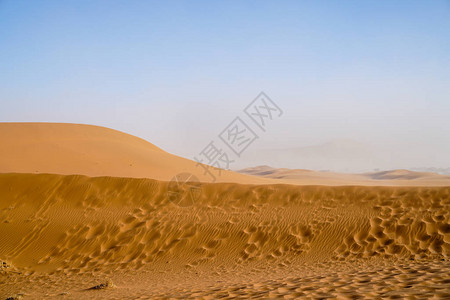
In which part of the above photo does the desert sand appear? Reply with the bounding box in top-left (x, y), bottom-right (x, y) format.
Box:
top-left (0, 123), bottom-right (449, 299)
top-left (0, 123), bottom-right (266, 184)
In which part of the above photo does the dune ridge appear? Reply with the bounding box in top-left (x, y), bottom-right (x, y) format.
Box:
top-left (3, 123), bottom-right (449, 187)
top-left (1, 173), bottom-right (449, 298)
top-left (0, 122), bottom-right (266, 184)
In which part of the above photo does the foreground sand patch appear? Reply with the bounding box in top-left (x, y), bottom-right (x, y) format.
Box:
top-left (0, 173), bottom-right (448, 299)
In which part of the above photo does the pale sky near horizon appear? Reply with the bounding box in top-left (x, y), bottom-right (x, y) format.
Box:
top-left (1, 1), bottom-right (449, 171)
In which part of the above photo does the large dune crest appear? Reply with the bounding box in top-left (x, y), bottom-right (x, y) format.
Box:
top-left (0, 122), bottom-right (264, 184)
top-left (2, 122), bottom-right (449, 187)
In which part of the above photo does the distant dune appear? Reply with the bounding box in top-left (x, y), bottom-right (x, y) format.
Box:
top-left (239, 139), bottom-right (382, 172)
top-left (0, 122), bottom-right (265, 184)
top-left (238, 165), bottom-right (450, 186)
top-left (412, 167), bottom-right (450, 175)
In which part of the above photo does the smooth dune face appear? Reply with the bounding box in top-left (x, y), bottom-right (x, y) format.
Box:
top-left (0, 122), bottom-right (265, 184)
top-left (1, 173), bottom-right (449, 298)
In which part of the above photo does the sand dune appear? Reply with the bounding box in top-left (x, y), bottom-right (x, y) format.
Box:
top-left (239, 165), bottom-right (450, 186)
top-left (0, 122), bottom-right (266, 184)
top-left (2, 122), bottom-right (447, 187)
top-left (1, 173), bottom-right (449, 298)
top-left (1, 123), bottom-right (449, 298)
top-left (367, 169), bottom-right (442, 180)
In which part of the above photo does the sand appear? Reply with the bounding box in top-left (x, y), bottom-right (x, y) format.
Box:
top-left (0, 123), bottom-right (266, 184)
top-left (0, 173), bottom-right (449, 299)
top-left (0, 123), bottom-right (449, 299)
top-left (2, 123), bottom-right (448, 186)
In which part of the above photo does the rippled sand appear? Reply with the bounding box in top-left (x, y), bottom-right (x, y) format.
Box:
top-left (1, 174), bottom-right (448, 299)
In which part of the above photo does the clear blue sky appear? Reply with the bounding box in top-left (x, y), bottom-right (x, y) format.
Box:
top-left (1, 1), bottom-right (449, 170)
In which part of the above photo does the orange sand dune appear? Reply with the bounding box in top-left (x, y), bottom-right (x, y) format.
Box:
top-left (0, 122), bottom-right (266, 184)
top-left (0, 173), bottom-right (449, 299)
top-left (1, 123), bottom-right (449, 298)
top-left (239, 165), bottom-right (450, 186)
top-left (2, 122), bottom-right (448, 187)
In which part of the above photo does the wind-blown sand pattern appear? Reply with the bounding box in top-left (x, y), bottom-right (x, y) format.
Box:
top-left (1, 173), bottom-right (449, 299)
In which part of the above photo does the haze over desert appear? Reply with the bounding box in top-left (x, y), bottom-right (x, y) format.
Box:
top-left (1, 1), bottom-right (450, 299)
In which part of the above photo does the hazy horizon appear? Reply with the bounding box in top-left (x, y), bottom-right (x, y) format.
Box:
top-left (1, 1), bottom-right (449, 172)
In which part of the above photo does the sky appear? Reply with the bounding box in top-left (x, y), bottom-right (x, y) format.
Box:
top-left (1, 0), bottom-right (449, 172)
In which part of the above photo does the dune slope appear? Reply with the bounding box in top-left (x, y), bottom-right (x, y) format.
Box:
top-left (2, 123), bottom-right (447, 187)
top-left (0, 122), bottom-right (265, 184)
top-left (1, 173), bottom-right (449, 299)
